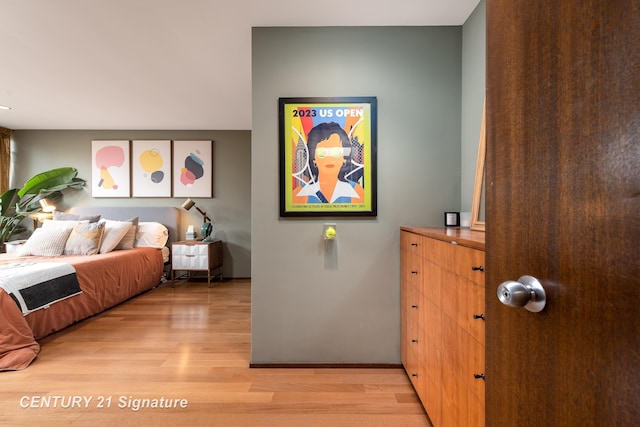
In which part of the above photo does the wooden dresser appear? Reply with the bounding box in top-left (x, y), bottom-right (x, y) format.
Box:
top-left (400, 226), bottom-right (485, 427)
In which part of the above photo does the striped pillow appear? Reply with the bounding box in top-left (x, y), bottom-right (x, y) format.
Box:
top-left (17, 227), bottom-right (73, 256)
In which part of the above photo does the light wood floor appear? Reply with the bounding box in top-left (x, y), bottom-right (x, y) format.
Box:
top-left (0, 279), bottom-right (430, 427)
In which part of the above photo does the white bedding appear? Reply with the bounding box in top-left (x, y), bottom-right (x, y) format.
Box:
top-left (161, 246), bottom-right (170, 263)
top-left (0, 261), bottom-right (81, 315)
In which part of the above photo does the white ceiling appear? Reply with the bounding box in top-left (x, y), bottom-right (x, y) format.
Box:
top-left (0, 0), bottom-right (480, 130)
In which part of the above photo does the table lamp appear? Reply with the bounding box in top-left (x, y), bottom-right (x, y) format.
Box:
top-left (29, 199), bottom-right (57, 228)
top-left (181, 198), bottom-right (214, 241)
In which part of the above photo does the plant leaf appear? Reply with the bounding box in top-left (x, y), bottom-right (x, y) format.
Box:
top-left (17, 167), bottom-right (81, 198)
top-left (2, 167), bottom-right (86, 244)
top-left (0, 189), bottom-right (19, 217)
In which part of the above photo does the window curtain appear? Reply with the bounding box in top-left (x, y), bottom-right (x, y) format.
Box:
top-left (0, 127), bottom-right (12, 194)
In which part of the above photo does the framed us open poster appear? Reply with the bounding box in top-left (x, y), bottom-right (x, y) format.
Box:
top-left (279, 96), bottom-right (377, 217)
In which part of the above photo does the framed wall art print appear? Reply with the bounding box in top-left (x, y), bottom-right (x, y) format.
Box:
top-left (279, 96), bottom-right (377, 217)
top-left (172, 140), bottom-right (213, 198)
top-left (131, 140), bottom-right (172, 197)
top-left (91, 140), bottom-right (131, 198)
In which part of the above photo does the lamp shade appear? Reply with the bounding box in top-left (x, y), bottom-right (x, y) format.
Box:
top-left (39, 199), bottom-right (56, 212)
top-left (181, 198), bottom-right (196, 210)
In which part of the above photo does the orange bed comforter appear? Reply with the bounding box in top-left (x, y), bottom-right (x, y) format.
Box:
top-left (0, 247), bottom-right (163, 371)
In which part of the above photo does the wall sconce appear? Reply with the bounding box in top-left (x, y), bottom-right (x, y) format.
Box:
top-left (324, 223), bottom-right (337, 240)
top-left (181, 198), bottom-right (215, 241)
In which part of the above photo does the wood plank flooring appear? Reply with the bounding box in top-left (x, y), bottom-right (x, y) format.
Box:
top-left (0, 279), bottom-right (430, 426)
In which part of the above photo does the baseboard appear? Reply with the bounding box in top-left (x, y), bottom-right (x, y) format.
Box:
top-left (168, 276), bottom-right (250, 282)
top-left (249, 362), bottom-right (403, 369)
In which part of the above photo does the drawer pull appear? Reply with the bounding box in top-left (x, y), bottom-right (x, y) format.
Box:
top-left (411, 339), bottom-right (419, 343)
top-left (473, 314), bottom-right (485, 320)
top-left (411, 373), bottom-right (419, 377)
top-left (411, 305), bottom-right (418, 309)
top-left (411, 271), bottom-right (418, 275)
top-left (185, 254), bottom-right (196, 257)
top-left (474, 373), bottom-right (486, 380)
top-left (472, 265), bottom-right (484, 272)
top-left (411, 243), bottom-right (418, 247)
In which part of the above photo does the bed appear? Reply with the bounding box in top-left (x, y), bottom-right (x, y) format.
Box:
top-left (0, 206), bottom-right (179, 371)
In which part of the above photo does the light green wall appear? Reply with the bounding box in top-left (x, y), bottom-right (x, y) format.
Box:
top-left (251, 26), bottom-right (463, 364)
top-left (11, 129), bottom-right (251, 278)
top-left (461, 0), bottom-right (486, 211)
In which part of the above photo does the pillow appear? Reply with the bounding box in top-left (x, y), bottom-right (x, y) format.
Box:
top-left (64, 221), bottom-right (105, 255)
top-left (114, 217), bottom-right (139, 250)
top-left (42, 219), bottom-right (88, 231)
top-left (17, 227), bottom-right (73, 256)
top-left (135, 222), bottom-right (169, 248)
top-left (53, 211), bottom-right (101, 223)
top-left (99, 219), bottom-right (133, 254)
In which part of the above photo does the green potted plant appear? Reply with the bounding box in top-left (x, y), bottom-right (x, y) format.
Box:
top-left (0, 167), bottom-right (86, 251)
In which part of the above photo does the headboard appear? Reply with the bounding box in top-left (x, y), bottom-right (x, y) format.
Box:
top-left (68, 206), bottom-right (180, 246)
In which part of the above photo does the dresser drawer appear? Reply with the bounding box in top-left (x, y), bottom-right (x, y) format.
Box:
top-left (401, 231), bottom-right (424, 258)
top-left (454, 245), bottom-right (485, 286)
top-left (172, 244), bottom-right (209, 270)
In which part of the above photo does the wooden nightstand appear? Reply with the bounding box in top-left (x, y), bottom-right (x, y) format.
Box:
top-left (171, 240), bottom-right (223, 286)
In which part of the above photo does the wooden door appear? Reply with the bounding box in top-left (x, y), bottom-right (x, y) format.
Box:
top-left (485, 1), bottom-right (640, 426)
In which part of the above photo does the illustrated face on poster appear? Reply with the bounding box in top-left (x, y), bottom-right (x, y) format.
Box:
top-left (279, 97), bottom-right (377, 217)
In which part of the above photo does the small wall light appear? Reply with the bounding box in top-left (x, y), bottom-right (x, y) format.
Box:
top-left (324, 223), bottom-right (337, 240)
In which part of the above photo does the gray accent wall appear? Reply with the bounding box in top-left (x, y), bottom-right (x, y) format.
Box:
top-left (251, 27), bottom-right (463, 364)
top-left (11, 129), bottom-right (251, 279)
top-left (461, 0), bottom-right (487, 212)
